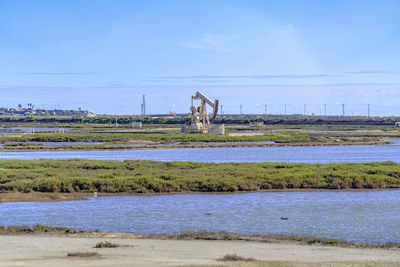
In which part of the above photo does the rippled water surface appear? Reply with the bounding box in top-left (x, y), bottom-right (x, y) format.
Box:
top-left (0, 128), bottom-right (71, 134)
top-left (2, 191), bottom-right (400, 244)
top-left (0, 143), bottom-right (400, 163)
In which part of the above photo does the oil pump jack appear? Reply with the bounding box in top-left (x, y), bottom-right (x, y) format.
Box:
top-left (189, 91), bottom-right (219, 134)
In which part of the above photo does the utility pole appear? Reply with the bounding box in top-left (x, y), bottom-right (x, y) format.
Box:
top-left (284, 104), bottom-right (287, 115)
top-left (342, 104), bottom-right (345, 116)
top-left (264, 104), bottom-right (267, 115)
top-left (367, 104), bottom-right (370, 117)
top-left (304, 104), bottom-right (306, 115)
top-left (220, 105), bottom-right (223, 115)
top-left (240, 104), bottom-right (242, 115)
top-left (142, 95), bottom-right (146, 115)
top-left (324, 104), bottom-right (327, 116)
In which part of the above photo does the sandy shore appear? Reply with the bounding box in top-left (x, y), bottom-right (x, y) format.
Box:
top-left (1, 234), bottom-right (400, 267)
top-left (0, 192), bottom-right (89, 203)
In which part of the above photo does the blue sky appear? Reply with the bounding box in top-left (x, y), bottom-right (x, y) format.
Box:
top-left (0, 0), bottom-right (399, 115)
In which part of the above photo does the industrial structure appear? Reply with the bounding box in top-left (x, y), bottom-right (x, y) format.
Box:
top-left (141, 95), bottom-right (146, 115)
top-left (183, 91), bottom-right (223, 134)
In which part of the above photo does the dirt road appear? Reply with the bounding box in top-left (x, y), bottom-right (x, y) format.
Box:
top-left (1, 234), bottom-right (400, 267)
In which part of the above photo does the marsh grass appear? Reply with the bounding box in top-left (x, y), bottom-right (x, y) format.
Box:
top-left (0, 129), bottom-right (391, 152)
top-left (0, 131), bottom-right (310, 143)
top-left (0, 160), bottom-right (400, 193)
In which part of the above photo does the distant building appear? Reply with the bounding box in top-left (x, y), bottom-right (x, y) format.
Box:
top-left (132, 122), bottom-right (142, 128)
top-left (249, 121), bottom-right (264, 127)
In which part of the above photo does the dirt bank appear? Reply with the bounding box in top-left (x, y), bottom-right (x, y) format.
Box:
top-left (0, 192), bottom-right (89, 203)
top-left (0, 233), bottom-right (399, 267)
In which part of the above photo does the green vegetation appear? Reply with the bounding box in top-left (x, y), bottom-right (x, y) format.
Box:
top-left (1, 160), bottom-right (400, 193)
top-left (0, 131), bottom-right (312, 143)
top-left (0, 108), bottom-right (92, 117)
top-left (1, 114), bottom-right (399, 126)
top-left (0, 128), bottom-right (391, 152)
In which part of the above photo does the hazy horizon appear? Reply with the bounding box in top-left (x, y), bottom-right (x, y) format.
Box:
top-left (1, 0), bottom-right (399, 115)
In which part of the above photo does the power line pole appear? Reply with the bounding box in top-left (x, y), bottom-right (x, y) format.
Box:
top-left (367, 104), bottom-right (370, 117)
top-left (342, 104), bottom-right (345, 116)
top-left (264, 104), bottom-right (267, 115)
top-left (324, 104), bottom-right (327, 116)
top-left (284, 104), bottom-right (287, 115)
top-left (220, 105), bottom-right (223, 115)
top-left (304, 104), bottom-right (306, 115)
top-left (142, 95), bottom-right (146, 115)
top-left (240, 104), bottom-right (242, 115)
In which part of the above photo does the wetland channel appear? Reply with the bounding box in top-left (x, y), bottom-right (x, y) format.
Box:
top-left (2, 191), bottom-right (400, 245)
top-left (0, 142), bottom-right (400, 163)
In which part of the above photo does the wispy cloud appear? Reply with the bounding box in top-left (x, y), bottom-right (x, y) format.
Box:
top-left (6, 72), bottom-right (104, 76)
top-left (104, 81), bottom-right (127, 87)
top-left (347, 69), bottom-right (400, 74)
top-left (151, 69), bottom-right (400, 83)
top-left (179, 33), bottom-right (236, 48)
top-left (272, 24), bottom-right (300, 39)
top-left (178, 33), bottom-right (257, 53)
top-left (154, 74), bottom-right (332, 80)
top-left (179, 25), bottom-right (301, 54)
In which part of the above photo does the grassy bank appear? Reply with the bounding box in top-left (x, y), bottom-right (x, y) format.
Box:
top-left (0, 131), bottom-right (313, 143)
top-left (0, 130), bottom-right (388, 148)
top-left (0, 160), bottom-right (400, 193)
top-left (1, 225), bottom-right (399, 248)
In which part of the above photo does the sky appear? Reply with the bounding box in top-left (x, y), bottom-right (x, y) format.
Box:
top-left (0, 0), bottom-right (400, 115)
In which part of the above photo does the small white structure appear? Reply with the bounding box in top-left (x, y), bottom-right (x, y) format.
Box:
top-left (250, 121), bottom-right (264, 127)
top-left (132, 122), bottom-right (142, 128)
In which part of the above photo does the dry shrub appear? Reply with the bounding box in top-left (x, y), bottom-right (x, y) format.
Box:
top-left (218, 253), bottom-right (255, 262)
top-left (67, 252), bottom-right (99, 257)
top-left (95, 241), bottom-right (120, 248)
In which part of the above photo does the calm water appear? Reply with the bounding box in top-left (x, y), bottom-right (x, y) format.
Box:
top-left (0, 142), bottom-right (103, 147)
top-left (0, 128), bottom-right (71, 134)
top-left (0, 143), bottom-right (400, 163)
top-left (188, 141), bottom-right (275, 145)
top-left (1, 191), bottom-right (400, 244)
